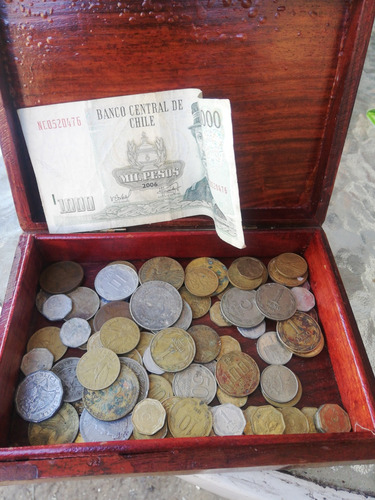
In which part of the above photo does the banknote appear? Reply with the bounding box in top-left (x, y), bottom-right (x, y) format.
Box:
top-left (17, 88), bottom-right (245, 248)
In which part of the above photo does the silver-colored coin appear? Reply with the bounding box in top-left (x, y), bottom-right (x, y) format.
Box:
top-left (172, 363), bottom-right (217, 404)
top-left (256, 331), bottom-right (293, 365)
top-left (60, 318), bottom-right (91, 348)
top-left (142, 346), bottom-right (164, 375)
top-left (52, 357), bottom-right (84, 402)
top-left (65, 286), bottom-right (100, 320)
top-left (237, 320), bottom-right (266, 339)
top-left (220, 288), bottom-right (265, 328)
top-left (94, 264), bottom-right (139, 301)
top-left (20, 348), bottom-right (54, 376)
top-left (15, 370), bottom-right (63, 423)
top-left (119, 357), bottom-right (150, 403)
top-left (42, 294), bottom-right (73, 321)
top-left (130, 281), bottom-right (183, 331)
top-left (204, 360), bottom-right (217, 376)
top-left (290, 286), bottom-right (316, 312)
top-left (35, 289), bottom-right (52, 314)
top-left (171, 300), bottom-right (193, 330)
top-left (79, 409), bottom-right (133, 442)
top-left (212, 403), bottom-right (246, 436)
top-left (260, 364), bottom-right (299, 403)
top-left (255, 283), bottom-right (296, 321)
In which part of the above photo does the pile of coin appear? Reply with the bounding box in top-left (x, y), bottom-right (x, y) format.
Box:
top-left (13, 253), bottom-right (352, 444)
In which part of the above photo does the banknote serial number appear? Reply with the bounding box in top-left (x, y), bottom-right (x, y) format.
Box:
top-left (37, 117), bottom-right (82, 130)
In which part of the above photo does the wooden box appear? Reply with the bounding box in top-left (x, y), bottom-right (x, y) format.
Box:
top-left (0, 0), bottom-right (375, 482)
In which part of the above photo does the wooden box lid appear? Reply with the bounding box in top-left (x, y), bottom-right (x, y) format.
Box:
top-left (0, 0), bottom-right (374, 233)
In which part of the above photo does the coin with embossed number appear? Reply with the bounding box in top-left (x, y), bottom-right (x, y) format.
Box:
top-left (150, 328), bottom-right (195, 372)
top-left (28, 403), bottom-right (79, 445)
top-left (15, 370), bottom-right (63, 423)
top-left (216, 351), bottom-right (260, 397)
top-left (148, 374), bottom-right (173, 402)
top-left (80, 409), bottom-right (133, 442)
top-left (76, 347), bottom-right (121, 390)
top-left (255, 283), bottom-right (296, 321)
top-left (276, 311), bottom-right (323, 356)
top-left (42, 294), bottom-right (73, 321)
top-left (139, 257), bottom-right (185, 289)
top-left (130, 281), bottom-right (183, 331)
top-left (94, 264), bottom-right (139, 301)
top-left (212, 403), bottom-right (246, 436)
top-left (52, 357), bottom-right (84, 402)
top-left (172, 364), bottom-right (217, 404)
top-left (168, 397), bottom-right (212, 438)
top-left (21, 348), bottom-right (54, 376)
top-left (39, 261), bottom-right (84, 294)
top-left (64, 286), bottom-right (100, 320)
top-left (220, 288), bottom-right (265, 328)
top-left (60, 317), bottom-right (91, 348)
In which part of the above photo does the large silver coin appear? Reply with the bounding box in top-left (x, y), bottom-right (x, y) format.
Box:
top-left (172, 364), bottom-right (217, 404)
top-left (52, 357), bottom-right (84, 402)
top-left (212, 403), bottom-right (246, 436)
top-left (260, 364), bottom-right (299, 403)
top-left (60, 317), bottom-right (91, 348)
top-left (42, 294), bottom-right (73, 321)
top-left (79, 409), bottom-right (133, 442)
top-left (119, 357), bottom-right (150, 403)
top-left (130, 281), bottom-right (183, 331)
top-left (15, 370), bottom-right (63, 423)
top-left (65, 286), bottom-right (100, 321)
top-left (256, 283), bottom-right (296, 321)
top-left (94, 264), bottom-right (139, 301)
top-left (220, 288), bottom-right (265, 328)
top-left (256, 331), bottom-right (293, 365)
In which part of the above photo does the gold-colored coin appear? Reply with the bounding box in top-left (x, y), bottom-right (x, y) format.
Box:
top-left (251, 405), bottom-right (285, 435)
top-left (216, 387), bottom-right (248, 408)
top-left (301, 407), bottom-right (318, 433)
top-left (185, 257), bottom-right (229, 295)
top-left (27, 326), bottom-right (67, 362)
top-left (216, 335), bottom-right (241, 359)
top-left (150, 327), bottom-right (196, 372)
top-left (216, 351), bottom-right (260, 397)
top-left (139, 256), bottom-right (185, 289)
top-left (87, 331), bottom-right (103, 351)
top-left (261, 376), bottom-right (303, 408)
top-left (185, 267), bottom-right (219, 297)
top-left (161, 371), bottom-right (175, 385)
top-left (123, 348), bottom-right (143, 364)
top-left (168, 397), bottom-right (212, 438)
top-left (280, 407), bottom-right (309, 434)
top-left (227, 257), bottom-right (266, 290)
top-left (132, 421), bottom-right (168, 440)
top-left (179, 286), bottom-right (211, 318)
top-left (132, 398), bottom-right (166, 435)
top-left (100, 317), bottom-right (140, 354)
top-left (106, 260), bottom-right (137, 272)
top-left (236, 256), bottom-right (264, 279)
top-left (136, 331), bottom-right (154, 356)
top-left (71, 399), bottom-right (85, 416)
top-left (148, 374), bottom-right (173, 403)
top-left (76, 347), bottom-right (121, 390)
top-left (243, 406), bottom-right (258, 435)
top-left (275, 253), bottom-right (308, 279)
top-left (187, 324), bottom-right (221, 363)
top-left (268, 257), bottom-right (308, 287)
top-left (209, 301), bottom-right (232, 327)
top-left (74, 432), bottom-right (85, 443)
top-left (28, 403), bottom-right (79, 445)
top-left (276, 311), bottom-right (323, 356)
top-left (162, 396), bottom-right (182, 415)
top-left (39, 261), bottom-right (84, 294)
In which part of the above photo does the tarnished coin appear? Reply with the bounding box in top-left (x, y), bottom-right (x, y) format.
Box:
top-left (237, 320), bottom-right (266, 339)
top-left (148, 374), bottom-right (173, 402)
top-left (139, 256), bottom-right (185, 289)
top-left (27, 326), bottom-right (67, 362)
top-left (39, 261), bottom-right (84, 294)
top-left (216, 335), bottom-right (241, 359)
top-left (179, 286), bottom-right (211, 319)
top-left (209, 301), bottom-right (232, 327)
top-left (216, 387), bottom-right (248, 408)
top-left (52, 357), bottom-right (84, 402)
top-left (276, 311), bottom-right (323, 356)
top-left (28, 403), bottom-right (79, 445)
top-left (262, 375), bottom-right (303, 408)
top-left (150, 328), bottom-right (195, 372)
top-left (280, 407), bottom-right (309, 434)
top-left (87, 331), bottom-right (104, 351)
top-left (275, 253), bottom-right (308, 279)
top-left (42, 294), bottom-right (73, 321)
top-left (216, 351), bottom-right (260, 397)
top-left (133, 420), bottom-right (168, 440)
top-left (185, 267), bottom-right (219, 297)
top-left (212, 403), bottom-right (246, 436)
top-left (187, 325), bottom-right (221, 364)
top-left (76, 347), bottom-right (121, 390)
top-left (162, 396), bottom-right (182, 416)
top-left (100, 317), bottom-right (140, 354)
top-left (220, 288), bottom-right (265, 328)
top-left (123, 348), bottom-right (143, 365)
top-left (251, 406), bottom-right (285, 435)
top-left (185, 257), bottom-right (229, 295)
top-left (172, 364), bottom-right (217, 404)
top-left (143, 346), bottom-right (164, 375)
top-left (80, 409), bottom-right (133, 442)
top-left (268, 257), bottom-right (308, 287)
top-left (301, 407), bottom-right (318, 433)
top-left (106, 260), bottom-right (137, 272)
top-left (20, 348), bottom-right (54, 376)
top-left (132, 398), bottom-right (166, 435)
top-left (256, 331), bottom-right (293, 365)
top-left (130, 281), bottom-right (183, 331)
top-left (255, 283), bottom-right (296, 321)
top-left (64, 286), bottom-right (100, 321)
top-left (120, 356), bottom-right (149, 402)
top-left (83, 363), bottom-right (139, 421)
top-left (15, 370), bottom-right (63, 423)
top-left (94, 264), bottom-right (139, 301)
top-left (60, 317), bottom-right (91, 348)
top-left (168, 397), bottom-right (212, 438)
top-left (35, 289), bottom-right (52, 314)
top-left (290, 287), bottom-right (316, 312)
top-left (136, 331), bottom-right (154, 357)
top-left (243, 406), bottom-right (257, 435)
top-left (314, 403), bottom-right (351, 433)
top-left (260, 364), bottom-right (299, 404)
top-left (93, 300), bottom-right (132, 332)
top-left (227, 257), bottom-right (265, 290)
top-left (171, 300), bottom-right (193, 330)
top-left (236, 256), bottom-right (264, 279)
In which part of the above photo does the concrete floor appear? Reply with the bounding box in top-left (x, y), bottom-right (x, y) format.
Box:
top-left (0, 21), bottom-right (374, 500)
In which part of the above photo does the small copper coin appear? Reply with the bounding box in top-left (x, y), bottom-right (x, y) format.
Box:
top-left (255, 283), bottom-right (296, 321)
top-left (27, 326), bottom-right (67, 362)
top-left (275, 253), bottom-right (308, 279)
top-left (268, 258), bottom-right (308, 287)
top-left (39, 261), bottom-right (84, 294)
top-left (179, 286), bottom-right (211, 319)
top-left (139, 256), bottom-right (185, 289)
top-left (185, 267), bottom-right (219, 297)
top-left (314, 403), bottom-right (351, 433)
top-left (227, 257), bottom-right (266, 290)
top-left (185, 257), bottom-right (229, 295)
top-left (216, 351), bottom-right (260, 397)
top-left (276, 311), bottom-right (323, 355)
top-left (187, 324), bottom-right (221, 363)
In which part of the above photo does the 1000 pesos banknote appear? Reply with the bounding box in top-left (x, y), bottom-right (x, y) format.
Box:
top-left (18, 88), bottom-right (245, 249)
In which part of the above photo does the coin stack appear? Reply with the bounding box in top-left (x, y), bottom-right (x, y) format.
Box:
top-left (14, 253), bottom-right (351, 444)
